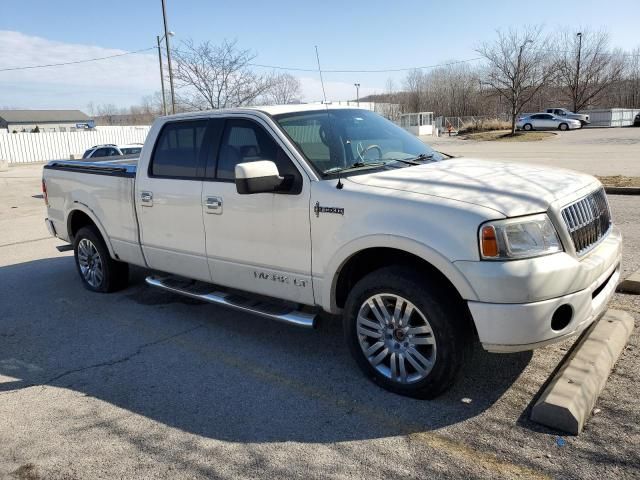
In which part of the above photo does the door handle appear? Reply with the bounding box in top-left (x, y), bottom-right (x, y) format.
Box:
top-left (205, 196), bottom-right (223, 214)
top-left (141, 191), bottom-right (153, 206)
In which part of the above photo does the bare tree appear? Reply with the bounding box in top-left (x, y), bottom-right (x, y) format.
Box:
top-left (477, 27), bottom-right (556, 134)
top-left (403, 69), bottom-right (426, 112)
top-left (556, 30), bottom-right (625, 112)
top-left (626, 47), bottom-right (640, 107)
top-left (172, 39), bottom-right (275, 110)
top-left (264, 73), bottom-right (301, 105)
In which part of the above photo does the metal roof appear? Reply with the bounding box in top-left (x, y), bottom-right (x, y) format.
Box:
top-left (0, 109), bottom-right (90, 123)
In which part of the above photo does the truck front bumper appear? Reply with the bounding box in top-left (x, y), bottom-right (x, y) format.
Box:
top-left (460, 228), bottom-right (622, 353)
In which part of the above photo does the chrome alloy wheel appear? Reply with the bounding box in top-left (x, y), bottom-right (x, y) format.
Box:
top-left (77, 238), bottom-right (103, 288)
top-left (357, 294), bottom-right (437, 384)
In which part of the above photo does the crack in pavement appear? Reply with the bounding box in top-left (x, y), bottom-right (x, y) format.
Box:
top-left (0, 324), bottom-right (204, 396)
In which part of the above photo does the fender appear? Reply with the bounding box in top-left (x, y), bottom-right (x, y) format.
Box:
top-left (320, 234), bottom-right (480, 313)
top-left (65, 202), bottom-right (117, 260)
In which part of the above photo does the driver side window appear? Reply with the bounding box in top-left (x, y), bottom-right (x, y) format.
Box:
top-left (216, 119), bottom-right (302, 186)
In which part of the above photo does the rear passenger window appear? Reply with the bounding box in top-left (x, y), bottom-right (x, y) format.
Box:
top-left (216, 119), bottom-right (299, 182)
top-left (92, 148), bottom-right (110, 158)
top-left (151, 120), bottom-right (208, 178)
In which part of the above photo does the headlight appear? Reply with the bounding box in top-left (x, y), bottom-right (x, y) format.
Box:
top-left (479, 214), bottom-right (563, 260)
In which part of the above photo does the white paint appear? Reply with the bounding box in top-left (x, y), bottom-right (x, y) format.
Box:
top-left (43, 106), bottom-right (622, 353)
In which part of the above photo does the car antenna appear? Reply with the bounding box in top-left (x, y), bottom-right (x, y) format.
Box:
top-left (315, 45), bottom-right (343, 190)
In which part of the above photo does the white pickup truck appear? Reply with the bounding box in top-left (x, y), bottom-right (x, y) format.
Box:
top-left (43, 105), bottom-right (622, 398)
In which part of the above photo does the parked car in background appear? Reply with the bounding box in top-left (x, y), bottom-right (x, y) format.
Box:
top-left (82, 143), bottom-right (143, 159)
top-left (634, 112), bottom-right (640, 127)
top-left (517, 113), bottom-right (582, 131)
top-left (545, 108), bottom-right (590, 127)
top-left (43, 105), bottom-right (621, 399)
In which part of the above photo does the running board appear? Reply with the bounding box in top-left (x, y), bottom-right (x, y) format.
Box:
top-left (145, 276), bottom-right (316, 328)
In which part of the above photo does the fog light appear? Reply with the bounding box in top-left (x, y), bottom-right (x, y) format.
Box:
top-left (551, 304), bottom-right (573, 331)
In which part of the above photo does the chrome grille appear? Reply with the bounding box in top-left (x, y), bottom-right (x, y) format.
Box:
top-left (560, 188), bottom-right (611, 255)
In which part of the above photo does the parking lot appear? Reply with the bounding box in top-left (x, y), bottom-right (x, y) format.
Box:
top-left (1, 130), bottom-right (639, 479)
top-left (428, 127), bottom-right (640, 177)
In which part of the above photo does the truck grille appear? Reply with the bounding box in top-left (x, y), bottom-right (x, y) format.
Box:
top-left (560, 188), bottom-right (611, 255)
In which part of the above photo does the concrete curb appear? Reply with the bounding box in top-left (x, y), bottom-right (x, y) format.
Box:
top-left (617, 270), bottom-right (640, 294)
top-left (530, 309), bottom-right (634, 435)
top-left (603, 186), bottom-right (640, 195)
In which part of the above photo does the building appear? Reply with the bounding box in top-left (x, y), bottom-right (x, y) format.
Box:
top-left (399, 112), bottom-right (434, 136)
top-left (0, 110), bottom-right (94, 133)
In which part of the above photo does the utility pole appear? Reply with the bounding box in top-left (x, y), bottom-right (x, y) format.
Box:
top-left (156, 35), bottom-right (167, 115)
top-left (575, 32), bottom-right (583, 113)
top-left (354, 83), bottom-right (360, 107)
top-left (512, 40), bottom-right (532, 134)
top-left (161, 0), bottom-right (176, 114)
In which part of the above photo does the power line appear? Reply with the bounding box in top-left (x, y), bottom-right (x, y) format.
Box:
top-left (0, 46), bottom-right (156, 72)
top-left (1, 44), bottom-right (637, 75)
top-left (247, 57), bottom-right (485, 73)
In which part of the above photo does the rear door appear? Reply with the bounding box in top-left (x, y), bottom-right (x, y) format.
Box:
top-left (200, 115), bottom-right (314, 304)
top-left (136, 118), bottom-right (212, 281)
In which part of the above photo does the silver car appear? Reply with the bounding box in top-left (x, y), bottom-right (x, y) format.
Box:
top-left (516, 113), bottom-right (581, 131)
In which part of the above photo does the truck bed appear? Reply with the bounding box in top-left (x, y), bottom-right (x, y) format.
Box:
top-left (43, 156), bottom-right (144, 266)
top-left (45, 157), bottom-right (138, 177)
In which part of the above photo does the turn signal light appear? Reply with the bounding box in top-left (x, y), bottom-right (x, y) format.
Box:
top-left (481, 225), bottom-right (498, 257)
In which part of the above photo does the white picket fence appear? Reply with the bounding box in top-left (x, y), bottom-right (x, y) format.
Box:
top-left (0, 126), bottom-right (151, 164)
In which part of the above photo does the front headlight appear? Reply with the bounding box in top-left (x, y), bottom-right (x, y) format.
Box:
top-left (479, 214), bottom-right (563, 260)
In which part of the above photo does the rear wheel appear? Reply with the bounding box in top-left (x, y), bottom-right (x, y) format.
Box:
top-left (73, 226), bottom-right (129, 292)
top-left (523, 123), bottom-right (533, 131)
top-left (559, 123), bottom-right (568, 131)
top-left (343, 266), bottom-right (470, 399)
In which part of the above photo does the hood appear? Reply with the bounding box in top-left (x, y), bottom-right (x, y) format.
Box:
top-left (346, 158), bottom-right (599, 217)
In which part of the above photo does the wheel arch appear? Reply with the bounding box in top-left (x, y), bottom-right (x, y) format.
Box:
top-left (66, 205), bottom-right (116, 259)
top-left (323, 235), bottom-right (478, 314)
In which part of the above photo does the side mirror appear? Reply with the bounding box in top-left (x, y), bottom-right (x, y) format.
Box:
top-left (235, 160), bottom-right (285, 195)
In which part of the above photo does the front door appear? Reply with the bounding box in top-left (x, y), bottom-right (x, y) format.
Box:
top-left (201, 116), bottom-right (314, 304)
top-left (136, 119), bottom-right (211, 281)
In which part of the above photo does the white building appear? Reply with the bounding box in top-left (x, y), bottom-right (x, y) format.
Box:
top-left (399, 112), bottom-right (434, 136)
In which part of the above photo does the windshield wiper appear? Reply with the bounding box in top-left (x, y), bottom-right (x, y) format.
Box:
top-left (382, 153), bottom-right (435, 165)
top-left (406, 153), bottom-right (435, 162)
top-left (323, 161), bottom-right (389, 175)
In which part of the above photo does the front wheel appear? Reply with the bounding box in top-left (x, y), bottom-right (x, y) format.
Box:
top-left (559, 123), bottom-right (569, 131)
top-left (73, 226), bottom-right (129, 292)
top-left (523, 123), bottom-right (533, 131)
top-left (343, 266), bottom-right (470, 399)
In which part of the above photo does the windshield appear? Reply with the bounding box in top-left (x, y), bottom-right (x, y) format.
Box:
top-left (274, 109), bottom-right (444, 175)
top-left (120, 147), bottom-right (142, 155)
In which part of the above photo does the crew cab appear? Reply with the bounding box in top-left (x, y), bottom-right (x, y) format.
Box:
top-left (545, 108), bottom-right (590, 127)
top-left (42, 105), bottom-right (622, 398)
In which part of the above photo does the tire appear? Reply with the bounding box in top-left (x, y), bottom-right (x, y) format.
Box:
top-left (343, 266), bottom-right (471, 399)
top-left (523, 123), bottom-right (533, 131)
top-left (559, 123), bottom-right (568, 131)
top-left (73, 226), bottom-right (129, 293)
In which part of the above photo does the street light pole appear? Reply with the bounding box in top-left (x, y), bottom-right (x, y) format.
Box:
top-left (161, 0), bottom-right (176, 114)
top-left (156, 35), bottom-right (167, 116)
top-left (575, 32), bottom-right (583, 113)
top-left (354, 83), bottom-right (360, 107)
top-left (513, 39), bottom-right (532, 134)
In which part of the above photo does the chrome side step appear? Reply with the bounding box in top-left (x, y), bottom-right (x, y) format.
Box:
top-left (145, 276), bottom-right (316, 328)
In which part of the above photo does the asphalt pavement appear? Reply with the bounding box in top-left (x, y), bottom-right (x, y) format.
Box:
top-left (0, 160), bottom-right (638, 479)
top-left (427, 127), bottom-right (640, 177)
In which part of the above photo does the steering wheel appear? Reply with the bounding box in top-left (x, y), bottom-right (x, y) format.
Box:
top-left (356, 143), bottom-right (383, 162)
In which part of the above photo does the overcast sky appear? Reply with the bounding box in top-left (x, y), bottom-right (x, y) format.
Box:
top-left (1, 0), bottom-right (639, 111)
